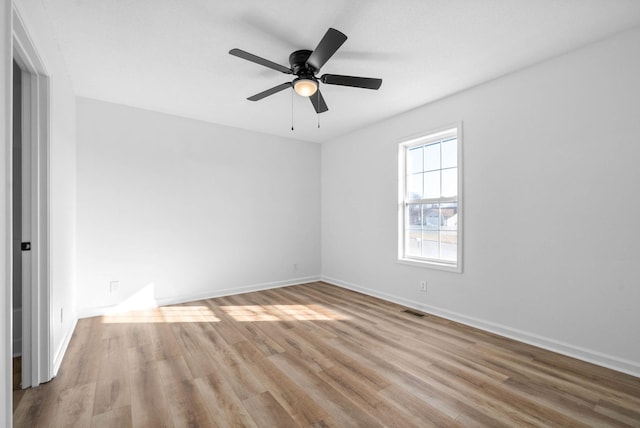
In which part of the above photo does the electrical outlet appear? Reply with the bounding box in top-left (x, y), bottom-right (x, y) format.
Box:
top-left (109, 281), bottom-right (120, 293)
top-left (420, 280), bottom-right (427, 292)
top-left (60, 308), bottom-right (64, 323)
top-left (293, 263), bottom-right (298, 271)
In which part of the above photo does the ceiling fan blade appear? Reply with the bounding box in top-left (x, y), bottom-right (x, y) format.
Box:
top-left (306, 28), bottom-right (347, 71)
top-left (309, 90), bottom-right (329, 113)
top-left (321, 74), bottom-right (382, 90)
top-left (247, 82), bottom-right (292, 101)
top-left (229, 48), bottom-right (292, 74)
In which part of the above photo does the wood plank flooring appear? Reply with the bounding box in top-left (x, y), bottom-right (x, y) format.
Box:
top-left (13, 282), bottom-right (640, 427)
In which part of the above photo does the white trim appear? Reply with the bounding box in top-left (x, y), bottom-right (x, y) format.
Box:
top-left (396, 258), bottom-right (460, 272)
top-left (321, 275), bottom-right (640, 378)
top-left (2, 2), bottom-right (13, 424)
top-left (77, 276), bottom-right (322, 319)
top-left (12, 6), bottom-right (52, 388)
top-left (52, 315), bottom-right (76, 376)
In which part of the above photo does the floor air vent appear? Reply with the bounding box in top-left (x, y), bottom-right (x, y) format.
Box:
top-left (403, 309), bottom-right (425, 318)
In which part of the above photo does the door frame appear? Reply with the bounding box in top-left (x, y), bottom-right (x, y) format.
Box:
top-left (12, 6), bottom-right (51, 389)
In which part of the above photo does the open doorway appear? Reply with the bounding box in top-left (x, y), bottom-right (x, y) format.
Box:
top-left (11, 59), bottom-right (23, 405)
top-left (11, 7), bottom-right (52, 399)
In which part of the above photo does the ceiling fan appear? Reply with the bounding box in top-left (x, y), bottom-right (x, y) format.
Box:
top-left (229, 28), bottom-right (382, 114)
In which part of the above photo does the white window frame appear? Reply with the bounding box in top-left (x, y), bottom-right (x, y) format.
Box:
top-left (397, 123), bottom-right (463, 273)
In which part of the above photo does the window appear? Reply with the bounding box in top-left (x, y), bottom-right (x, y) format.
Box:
top-left (398, 124), bottom-right (462, 272)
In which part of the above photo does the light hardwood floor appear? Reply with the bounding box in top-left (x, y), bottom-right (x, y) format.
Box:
top-left (13, 282), bottom-right (640, 427)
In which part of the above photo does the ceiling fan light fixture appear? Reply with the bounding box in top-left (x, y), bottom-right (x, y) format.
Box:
top-left (293, 78), bottom-right (318, 97)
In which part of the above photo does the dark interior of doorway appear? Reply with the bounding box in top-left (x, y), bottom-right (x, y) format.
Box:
top-left (12, 59), bottom-right (23, 409)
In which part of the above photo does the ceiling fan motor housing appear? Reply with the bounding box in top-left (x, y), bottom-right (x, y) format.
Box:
top-left (289, 49), bottom-right (317, 79)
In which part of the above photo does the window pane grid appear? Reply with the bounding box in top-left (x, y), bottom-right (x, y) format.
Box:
top-left (401, 128), bottom-right (459, 267)
top-left (403, 201), bottom-right (458, 262)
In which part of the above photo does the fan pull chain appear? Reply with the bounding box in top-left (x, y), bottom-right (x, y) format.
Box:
top-left (291, 88), bottom-right (294, 131)
top-left (317, 90), bottom-right (320, 129)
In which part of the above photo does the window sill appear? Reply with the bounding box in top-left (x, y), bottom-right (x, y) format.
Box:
top-left (397, 257), bottom-right (462, 273)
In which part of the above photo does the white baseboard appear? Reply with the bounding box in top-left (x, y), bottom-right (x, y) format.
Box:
top-left (77, 275), bottom-right (322, 319)
top-left (52, 315), bottom-right (78, 377)
top-left (321, 275), bottom-right (640, 378)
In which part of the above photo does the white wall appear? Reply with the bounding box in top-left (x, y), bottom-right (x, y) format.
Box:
top-left (76, 98), bottom-right (320, 314)
top-left (13, 0), bottom-right (78, 373)
top-left (1, 0), bottom-right (13, 424)
top-left (321, 27), bottom-right (640, 376)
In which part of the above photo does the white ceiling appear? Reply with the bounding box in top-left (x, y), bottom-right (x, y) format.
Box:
top-left (42, 0), bottom-right (640, 143)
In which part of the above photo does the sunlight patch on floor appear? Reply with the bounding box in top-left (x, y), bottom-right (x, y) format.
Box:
top-left (102, 306), bottom-right (220, 323)
top-left (99, 291), bottom-right (350, 323)
top-left (220, 304), bottom-right (350, 322)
